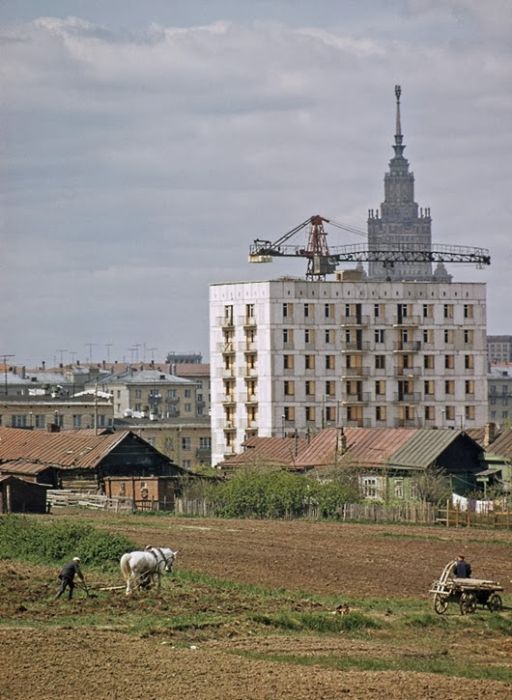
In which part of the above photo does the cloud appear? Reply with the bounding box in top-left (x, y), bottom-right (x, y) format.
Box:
top-left (1, 12), bottom-right (511, 363)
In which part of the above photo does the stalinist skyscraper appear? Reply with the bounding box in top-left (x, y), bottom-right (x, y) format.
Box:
top-left (367, 85), bottom-right (450, 282)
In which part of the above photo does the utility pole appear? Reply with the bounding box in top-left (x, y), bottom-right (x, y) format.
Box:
top-left (85, 343), bottom-right (96, 364)
top-left (105, 343), bottom-right (113, 365)
top-left (1, 354), bottom-right (15, 396)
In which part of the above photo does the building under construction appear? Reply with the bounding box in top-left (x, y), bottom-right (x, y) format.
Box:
top-left (209, 87), bottom-right (490, 466)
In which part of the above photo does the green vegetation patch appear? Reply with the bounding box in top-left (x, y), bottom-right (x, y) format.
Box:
top-left (250, 610), bottom-right (381, 634)
top-left (0, 514), bottom-right (135, 567)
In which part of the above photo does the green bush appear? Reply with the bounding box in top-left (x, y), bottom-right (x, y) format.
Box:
top-left (205, 467), bottom-right (360, 519)
top-left (0, 515), bottom-right (135, 567)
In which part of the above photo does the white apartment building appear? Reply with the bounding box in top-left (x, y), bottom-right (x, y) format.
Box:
top-left (209, 277), bottom-right (487, 465)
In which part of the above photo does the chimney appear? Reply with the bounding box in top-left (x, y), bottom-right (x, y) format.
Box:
top-left (483, 422), bottom-right (496, 448)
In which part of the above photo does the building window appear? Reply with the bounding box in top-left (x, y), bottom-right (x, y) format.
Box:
top-left (325, 355), bottom-right (335, 370)
top-left (424, 406), bottom-right (435, 421)
top-left (375, 380), bottom-right (386, 396)
top-left (325, 406), bottom-right (336, 422)
top-left (282, 302), bottom-right (291, 318)
top-left (284, 406), bottom-right (295, 421)
top-left (181, 437), bottom-right (191, 450)
top-left (443, 304), bottom-right (453, 319)
top-left (304, 328), bottom-right (314, 344)
top-left (424, 380), bottom-right (435, 396)
top-left (463, 304), bottom-right (473, 319)
top-left (283, 328), bottom-right (293, 344)
top-left (11, 415), bottom-right (27, 427)
top-left (305, 354), bottom-right (315, 370)
top-left (246, 303), bottom-right (254, 318)
top-left (423, 329), bottom-right (434, 344)
top-left (445, 406), bottom-right (455, 421)
top-left (445, 380), bottom-right (455, 395)
top-left (374, 303), bottom-right (381, 318)
top-left (73, 414), bottom-right (82, 428)
top-left (164, 437), bottom-right (174, 450)
top-left (184, 403), bottom-right (192, 412)
top-left (283, 354), bottom-right (294, 370)
top-left (325, 329), bottom-right (334, 343)
top-left (423, 304), bottom-right (433, 318)
top-left (362, 477), bottom-right (378, 498)
top-left (394, 479), bottom-right (404, 499)
top-left (374, 329), bottom-right (385, 344)
top-left (465, 405), bottom-right (475, 420)
top-left (305, 406), bottom-right (316, 422)
top-left (324, 303), bottom-right (334, 319)
top-left (135, 389), bottom-right (142, 399)
top-left (284, 380), bottom-right (295, 396)
top-left (304, 303), bottom-right (310, 318)
top-left (35, 414), bottom-right (45, 429)
top-left (325, 380), bottom-right (336, 397)
top-left (199, 437), bottom-right (211, 449)
top-left (375, 355), bottom-right (386, 370)
top-left (445, 355), bottom-right (455, 369)
top-left (465, 380), bottom-right (475, 395)
top-left (444, 329), bottom-right (454, 344)
top-left (464, 329), bottom-right (474, 344)
top-left (375, 406), bottom-right (387, 421)
top-left (184, 389), bottom-right (191, 398)
top-left (424, 355), bottom-right (434, 370)
top-left (305, 380), bottom-right (316, 396)
top-left (464, 355), bottom-right (474, 370)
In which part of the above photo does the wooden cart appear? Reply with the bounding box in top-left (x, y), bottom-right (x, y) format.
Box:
top-left (429, 560), bottom-right (504, 615)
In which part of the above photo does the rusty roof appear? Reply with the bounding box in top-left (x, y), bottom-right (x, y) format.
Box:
top-left (294, 428), bottom-right (416, 470)
top-left (221, 436), bottom-right (308, 469)
top-left (0, 427), bottom-right (132, 470)
top-left (173, 363), bottom-right (210, 378)
top-left (0, 459), bottom-right (54, 475)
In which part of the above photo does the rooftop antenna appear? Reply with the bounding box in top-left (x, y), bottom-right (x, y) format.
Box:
top-left (105, 343), bottom-right (113, 364)
top-left (85, 343), bottom-right (96, 363)
top-left (56, 349), bottom-right (68, 365)
top-left (0, 353), bottom-right (15, 396)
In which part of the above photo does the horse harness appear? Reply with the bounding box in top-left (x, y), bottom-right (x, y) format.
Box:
top-left (146, 547), bottom-right (174, 573)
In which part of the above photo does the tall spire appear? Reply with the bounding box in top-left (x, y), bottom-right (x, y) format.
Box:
top-left (393, 84), bottom-right (405, 158)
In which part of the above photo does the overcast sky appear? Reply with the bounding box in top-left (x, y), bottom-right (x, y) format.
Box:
top-left (1, 1), bottom-right (511, 367)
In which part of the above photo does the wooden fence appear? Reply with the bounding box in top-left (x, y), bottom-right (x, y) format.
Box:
top-left (46, 491), bottom-right (512, 529)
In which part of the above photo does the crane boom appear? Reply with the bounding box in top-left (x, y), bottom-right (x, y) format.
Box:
top-left (249, 216), bottom-right (491, 279)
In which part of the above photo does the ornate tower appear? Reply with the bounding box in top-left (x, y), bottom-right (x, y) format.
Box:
top-left (367, 86), bottom-right (449, 281)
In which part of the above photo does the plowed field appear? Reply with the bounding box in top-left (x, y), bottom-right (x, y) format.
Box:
top-left (1, 513), bottom-right (511, 700)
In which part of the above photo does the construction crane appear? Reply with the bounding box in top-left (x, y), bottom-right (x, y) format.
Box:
top-left (248, 215), bottom-right (491, 280)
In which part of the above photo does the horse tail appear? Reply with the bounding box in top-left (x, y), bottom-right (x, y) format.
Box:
top-left (120, 553), bottom-right (131, 582)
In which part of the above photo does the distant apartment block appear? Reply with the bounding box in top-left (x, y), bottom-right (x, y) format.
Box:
top-left (209, 278), bottom-right (488, 465)
top-left (487, 335), bottom-right (512, 364)
top-left (488, 366), bottom-right (512, 428)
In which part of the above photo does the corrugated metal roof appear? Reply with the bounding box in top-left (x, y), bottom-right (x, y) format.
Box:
top-left (221, 436), bottom-right (308, 468)
top-left (486, 428), bottom-right (512, 459)
top-left (0, 427), bottom-right (131, 470)
top-left (0, 460), bottom-right (53, 475)
top-left (387, 428), bottom-right (463, 469)
top-left (295, 428), bottom-right (417, 469)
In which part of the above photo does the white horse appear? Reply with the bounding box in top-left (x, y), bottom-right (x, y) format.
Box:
top-left (120, 547), bottom-right (177, 595)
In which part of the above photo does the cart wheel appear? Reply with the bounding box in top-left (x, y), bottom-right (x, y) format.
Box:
top-left (487, 594), bottom-right (503, 612)
top-left (460, 592), bottom-right (477, 615)
top-left (433, 594), bottom-right (448, 615)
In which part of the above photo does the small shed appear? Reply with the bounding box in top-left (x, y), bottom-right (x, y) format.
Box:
top-left (0, 475), bottom-right (49, 513)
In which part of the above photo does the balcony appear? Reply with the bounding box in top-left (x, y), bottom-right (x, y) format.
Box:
top-left (241, 392), bottom-right (258, 405)
top-left (217, 316), bottom-right (234, 329)
top-left (393, 392), bottom-right (422, 403)
top-left (393, 341), bottom-right (421, 352)
top-left (339, 315), bottom-right (369, 327)
top-left (243, 366), bottom-right (258, 378)
top-left (340, 341), bottom-right (370, 353)
top-left (342, 392), bottom-right (370, 405)
top-left (217, 341), bottom-right (235, 354)
top-left (238, 315), bottom-right (257, 328)
top-left (221, 367), bottom-right (236, 379)
top-left (394, 366), bottom-right (421, 377)
top-left (341, 366), bottom-right (370, 378)
top-left (240, 341), bottom-right (257, 352)
top-left (393, 315), bottom-right (421, 327)
top-left (221, 394), bottom-right (236, 405)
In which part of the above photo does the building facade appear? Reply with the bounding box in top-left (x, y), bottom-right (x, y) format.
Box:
top-left (488, 367), bottom-right (512, 428)
top-left (487, 336), bottom-right (512, 364)
top-left (210, 278), bottom-right (488, 465)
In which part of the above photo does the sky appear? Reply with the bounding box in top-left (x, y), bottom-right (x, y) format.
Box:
top-left (1, 0), bottom-right (511, 368)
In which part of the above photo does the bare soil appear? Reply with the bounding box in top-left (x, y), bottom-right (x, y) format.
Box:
top-left (1, 513), bottom-right (511, 699)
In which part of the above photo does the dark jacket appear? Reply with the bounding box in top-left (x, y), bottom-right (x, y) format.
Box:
top-left (453, 560), bottom-right (472, 578)
top-left (59, 561), bottom-right (83, 581)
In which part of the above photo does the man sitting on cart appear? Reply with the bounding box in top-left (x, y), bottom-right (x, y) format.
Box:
top-left (452, 554), bottom-right (472, 578)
